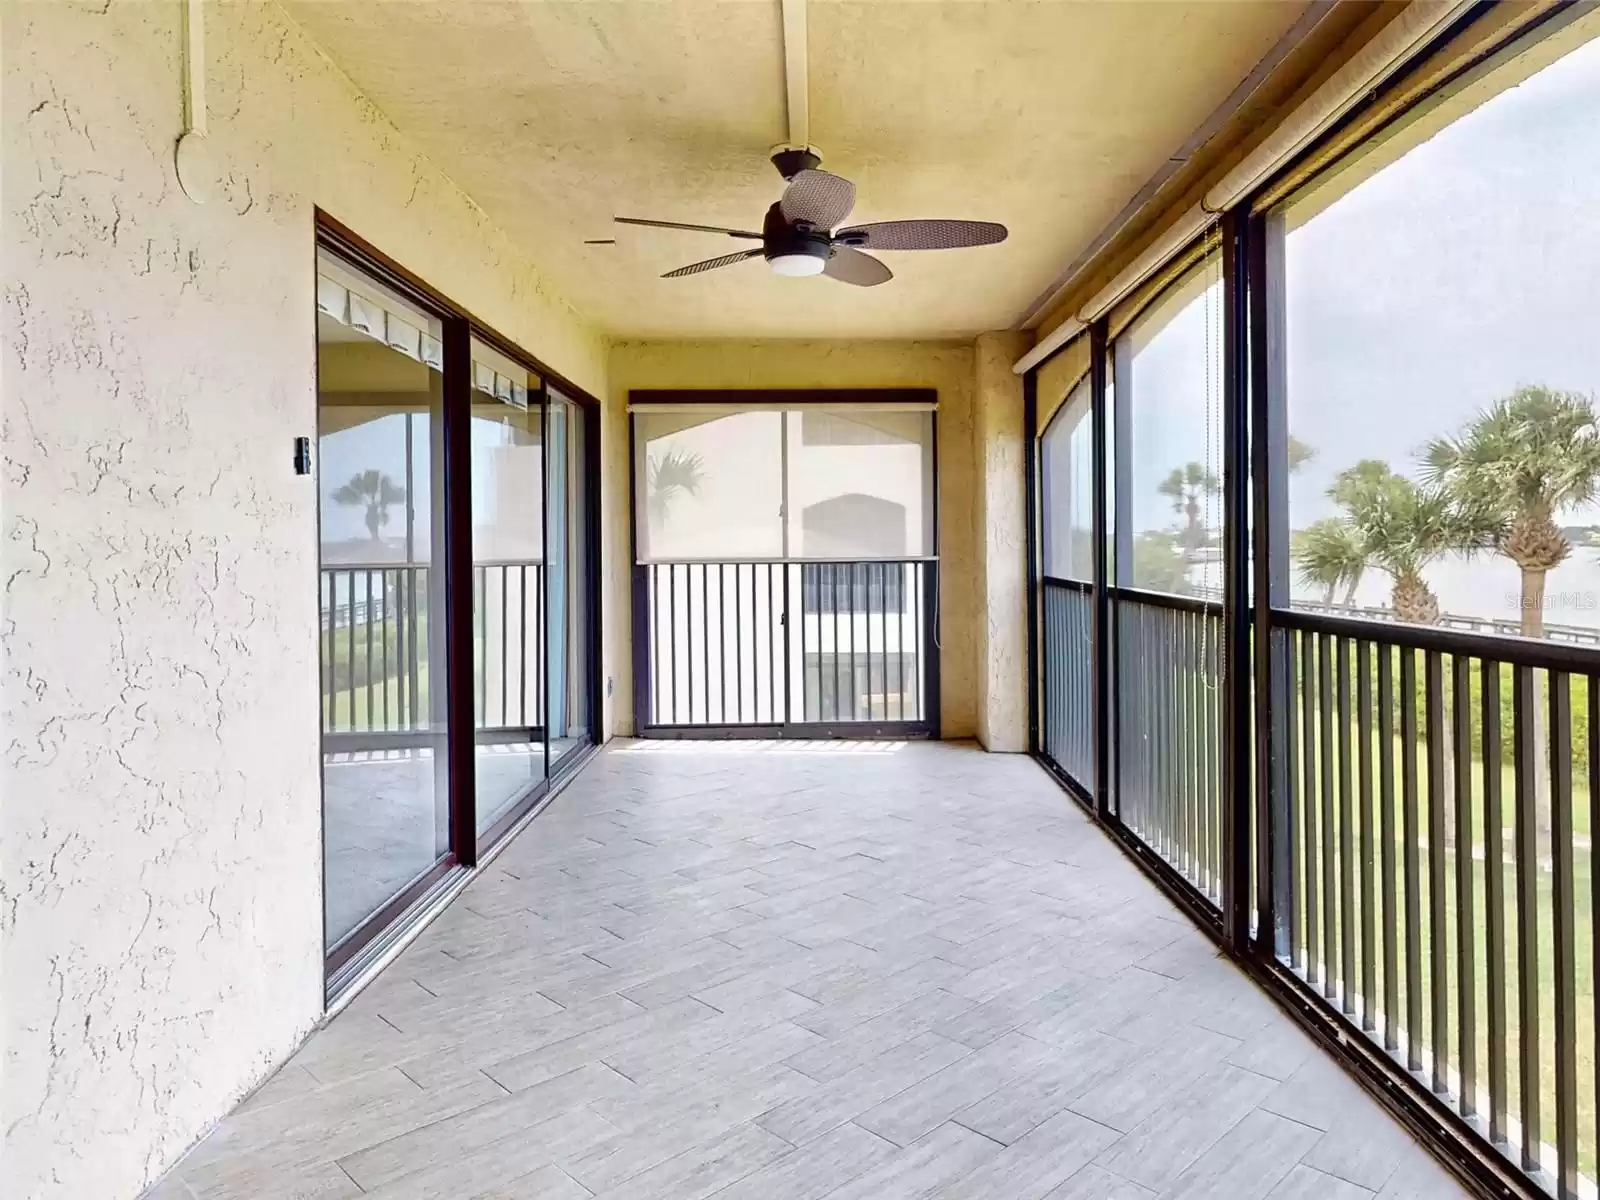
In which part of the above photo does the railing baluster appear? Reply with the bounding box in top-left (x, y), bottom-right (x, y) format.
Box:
top-left (1338, 636), bottom-right (1355, 1012)
top-left (1484, 659), bottom-right (1508, 1143)
top-left (1549, 670), bottom-right (1577, 1197)
top-left (1513, 663), bottom-right (1540, 1169)
top-left (499, 566), bottom-right (509, 728)
top-left (518, 564), bottom-right (528, 727)
top-left (667, 564), bottom-right (677, 725)
top-left (915, 566), bottom-right (928, 723)
top-left (734, 564), bottom-right (744, 723)
top-left (1176, 609), bottom-right (1190, 881)
top-left (1358, 638), bottom-right (1376, 1030)
top-left (1303, 630), bottom-right (1321, 988)
top-left (1426, 649), bottom-right (1448, 1091)
top-left (849, 563), bottom-right (859, 721)
top-left (827, 563), bottom-right (838, 722)
top-left (409, 566), bottom-right (421, 730)
top-left (1401, 646), bottom-right (1422, 1072)
top-left (1590, 672), bottom-right (1599, 1180)
top-left (700, 563), bottom-right (710, 725)
top-left (476, 565), bottom-right (487, 726)
top-left (719, 563), bottom-right (728, 725)
top-left (1452, 654), bottom-right (1475, 1115)
top-left (380, 571), bottom-right (390, 733)
top-left (345, 569), bottom-right (356, 735)
top-left (1380, 642), bottom-right (1398, 1053)
top-left (1285, 627), bottom-right (1302, 971)
top-left (767, 563), bottom-right (777, 724)
top-left (1319, 632), bottom-right (1336, 1000)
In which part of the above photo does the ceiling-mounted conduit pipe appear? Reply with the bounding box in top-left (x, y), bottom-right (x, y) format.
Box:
top-left (175, 0), bottom-right (214, 203)
top-left (780, 0), bottom-right (810, 150)
top-left (1012, 0), bottom-right (1472, 375)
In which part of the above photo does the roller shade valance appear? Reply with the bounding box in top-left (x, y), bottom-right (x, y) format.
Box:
top-left (316, 250), bottom-right (536, 410)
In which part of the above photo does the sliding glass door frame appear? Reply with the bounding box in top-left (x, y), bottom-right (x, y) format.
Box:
top-left (315, 212), bottom-right (601, 994)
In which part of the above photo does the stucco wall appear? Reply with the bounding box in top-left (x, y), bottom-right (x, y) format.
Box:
top-left (973, 332), bottom-right (1030, 752)
top-left (604, 340), bottom-right (977, 741)
top-left (1, 4), bottom-right (604, 1199)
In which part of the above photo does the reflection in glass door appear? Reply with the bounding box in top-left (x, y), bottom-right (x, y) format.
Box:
top-left (547, 389), bottom-right (592, 773)
top-left (316, 249), bottom-right (452, 969)
top-left (469, 339), bottom-right (547, 839)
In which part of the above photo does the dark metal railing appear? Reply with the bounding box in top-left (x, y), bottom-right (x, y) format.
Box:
top-left (1041, 577), bottom-right (1093, 791)
top-left (1271, 609), bottom-right (1597, 1192)
top-left (1114, 588), bottom-right (1226, 905)
top-left (319, 560), bottom-right (543, 737)
top-left (639, 559), bottom-right (934, 730)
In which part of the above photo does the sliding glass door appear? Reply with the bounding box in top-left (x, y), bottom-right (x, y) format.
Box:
top-left (631, 395), bottom-right (939, 737)
top-left (469, 339), bottom-right (547, 839)
top-left (314, 224), bottom-right (602, 991)
top-left (316, 248), bottom-right (453, 970)
top-left (546, 389), bottom-right (594, 774)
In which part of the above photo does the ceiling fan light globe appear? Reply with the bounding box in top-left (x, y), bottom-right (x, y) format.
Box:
top-left (770, 253), bottom-right (826, 277)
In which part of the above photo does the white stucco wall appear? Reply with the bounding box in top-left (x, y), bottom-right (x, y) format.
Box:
top-left (973, 331), bottom-right (1030, 752)
top-left (1, 4), bottom-right (604, 1198)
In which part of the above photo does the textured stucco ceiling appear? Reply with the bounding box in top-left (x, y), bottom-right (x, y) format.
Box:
top-left (284, 0), bottom-right (1308, 340)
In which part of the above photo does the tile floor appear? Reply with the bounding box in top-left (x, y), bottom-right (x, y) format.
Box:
top-left (151, 739), bottom-right (1468, 1200)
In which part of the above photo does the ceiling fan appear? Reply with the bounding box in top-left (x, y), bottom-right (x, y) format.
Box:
top-left (612, 148), bottom-right (1008, 287)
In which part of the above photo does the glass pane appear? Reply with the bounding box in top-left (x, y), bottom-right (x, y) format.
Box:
top-left (316, 250), bottom-right (449, 953)
top-left (470, 338), bottom-right (545, 834)
top-left (1114, 252), bottom-right (1225, 596)
top-left (785, 409), bottom-right (935, 559)
top-left (547, 391), bottom-right (591, 774)
top-left (1279, 28), bottom-right (1600, 635)
top-left (636, 410), bottom-right (783, 560)
top-left (1041, 376), bottom-right (1093, 580)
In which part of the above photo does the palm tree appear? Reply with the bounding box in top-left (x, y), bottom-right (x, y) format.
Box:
top-left (647, 448), bottom-right (706, 526)
top-left (333, 469), bottom-right (407, 547)
top-left (1287, 436), bottom-right (1315, 475)
top-left (1294, 519), bottom-right (1366, 605)
top-left (1422, 385), bottom-right (1600, 639)
top-left (1157, 462), bottom-right (1220, 554)
top-left (1292, 462), bottom-right (1478, 625)
top-left (1424, 387), bottom-right (1600, 839)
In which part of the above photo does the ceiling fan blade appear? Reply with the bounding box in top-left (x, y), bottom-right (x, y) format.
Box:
top-left (780, 170), bottom-right (856, 230)
top-left (661, 249), bottom-right (765, 279)
top-left (823, 246), bottom-right (892, 287)
top-left (615, 217), bottom-right (762, 239)
top-left (835, 220), bottom-right (1008, 251)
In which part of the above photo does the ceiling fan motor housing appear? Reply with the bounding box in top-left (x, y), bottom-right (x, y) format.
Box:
top-left (762, 202), bottom-right (831, 274)
top-left (770, 146), bottom-right (822, 180)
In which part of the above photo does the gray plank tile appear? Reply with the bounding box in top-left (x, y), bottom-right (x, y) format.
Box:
top-left (759, 1032), bottom-right (973, 1145)
top-left (1161, 1108), bottom-right (1322, 1200)
top-left (168, 744), bottom-right (1467, 1200)
top-left (469, 1165), bottom-right (594, 1199)
top-left (709, 1122), bottom-right (899, 1200)
top-left (1091, 1063), bottom-right (1278, 1191)
top-left (952, 1029), bottom-right (1139, 1144)
top-left (822, 1122), bottom-right (1004, 1200)
top-left (855, 1031), bottom-right (1058, 1147)
top-left (1039, 1163), bottom-right (1156, 1200)
top-left (588, 1121), bottom-right (790, 1200)
top-left (338, 1068), bottom-right (628, 1189)
top-left (935, 1108), bottom-right (1121, 1199)
top-left (1269, 1164), bottom-right (1377, 1199)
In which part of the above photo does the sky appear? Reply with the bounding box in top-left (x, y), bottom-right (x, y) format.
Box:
top-left (1108, 27), bottom-right (1600, 624)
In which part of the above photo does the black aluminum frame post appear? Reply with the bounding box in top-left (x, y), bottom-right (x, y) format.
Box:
top-left (1219, 209), bottom-right (1252, 954)
top-left (1089, 319), bottom-right (1112, 822)
top-left (441, 315), bottom-right (478, 869)
top-left (1024, 370), bottom-right (1041, 754)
